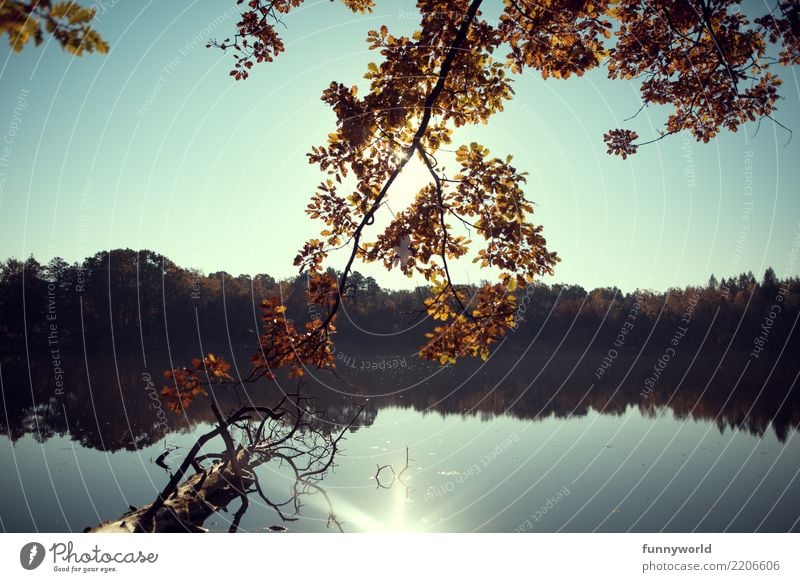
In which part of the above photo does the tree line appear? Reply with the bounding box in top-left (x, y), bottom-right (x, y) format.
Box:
top-left (0, 249), bottom-right (798, 357)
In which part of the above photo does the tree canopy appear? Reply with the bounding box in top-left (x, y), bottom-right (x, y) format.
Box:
top-left (0, 1), bottom-right (107, 54)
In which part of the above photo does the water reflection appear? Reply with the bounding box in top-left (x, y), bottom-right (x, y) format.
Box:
top-left (1, 343), bottom-right (798, 451)
top-left (1, 342), bottom-right (799, 532)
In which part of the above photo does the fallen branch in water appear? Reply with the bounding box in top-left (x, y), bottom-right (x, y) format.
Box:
top-left (88, 391), bottom-right (364, 533)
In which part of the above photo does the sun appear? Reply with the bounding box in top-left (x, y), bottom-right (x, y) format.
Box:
top-left (369, 154), bottom-right (436, 231)
top-left (308, 482), bottom-right (423, 532)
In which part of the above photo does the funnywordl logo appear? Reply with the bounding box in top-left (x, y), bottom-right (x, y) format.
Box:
top-left (20, 542), bottom-right (46, 570)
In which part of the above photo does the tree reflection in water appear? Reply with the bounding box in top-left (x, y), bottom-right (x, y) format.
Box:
top-left (2, 343), bottom-right (799, 532)
top-left (2, 346), bottom-right (799, 450)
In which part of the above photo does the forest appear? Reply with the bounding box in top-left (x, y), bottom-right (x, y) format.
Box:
top-left (2, 249), bottom-right (799, 456)
top-left (1, 248), bottom-right (798, 357)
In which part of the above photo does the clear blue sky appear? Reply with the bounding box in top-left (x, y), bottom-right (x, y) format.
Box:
top-left (1, 0), bottom-right (798, 291)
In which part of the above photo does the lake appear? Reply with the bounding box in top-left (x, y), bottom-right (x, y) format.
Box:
top-left (1, 340), bottom-right (798, 532)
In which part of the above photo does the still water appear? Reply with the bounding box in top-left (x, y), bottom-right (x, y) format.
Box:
top-left (1, 344), bottom-right (798, 532)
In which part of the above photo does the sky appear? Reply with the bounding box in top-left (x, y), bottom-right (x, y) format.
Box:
top-left (0, 0), bottom-right (798, 292)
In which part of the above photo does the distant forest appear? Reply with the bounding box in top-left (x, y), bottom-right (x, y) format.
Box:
top-left (1, 249), bottom-right (798, 357)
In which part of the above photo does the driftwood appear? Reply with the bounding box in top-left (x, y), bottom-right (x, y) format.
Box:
top-left (89, 391), bottom-right (364, 533)
top-left (90, 449), bottom-right (253, 533)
